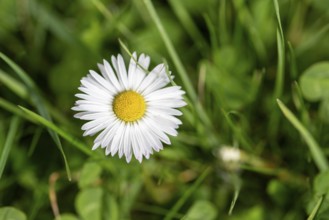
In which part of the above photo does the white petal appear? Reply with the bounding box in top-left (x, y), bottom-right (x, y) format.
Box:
top-left (147, 106), bottom-right (183, 116)
top-left (92, 142), bottom-right (101, 150)
top-left (127, 52), bottom-right (138, 89)
top-left (148, 99), bottom-right (187, 108)
top-left (134, 122), bottom-right (153, 156)
top-left (139, 120), bottom-right (164, 152)
top-left (72, 104), bottom-right (110, 113)
top-left (123, 123), bottom-right (132, 163)
top-left (141, 77), bottom-right (168, 95)
top-left (100, 120), bottom-right (122, 147)
top-left (142, 117), bottom-right (171, 145)
top-left (145, 86), bottom-right (185, 100)
top-left (103, 59), bottom-right (122, 92)
top-left (130, 125), bottom-right (142, 162)
top-left (138, 53), bottom-right (151, 69)
top-left (77, 86), bottom-right (110, 100)
top-left (75, 93), bottom-right (110, 102)
top-left (109, 121), bottom-right (125, 156)
top-left (130, 54), bottom-right (149, 91)
top-left (154, 116), bottom-right (178, 136)
top-left (89, 70), bottom-right (116, 94)
top-left (76, 112), bottom-right (113, 120)
top-left (117, 54), bottom-right (129, 90)
top-left (136, 71), bottom-right (157, 93)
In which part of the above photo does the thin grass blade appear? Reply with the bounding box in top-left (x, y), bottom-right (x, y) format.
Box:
top-left (164, 167), bottom-right (211, 220)
top-left (287, 42), bottom-right (297, 79)
top-left (142, 0), bottom-right (197, 102)
top-left (269, 0), bottom-right (286, 139)
top-left (0, 52), bottom-right (72, 180)
top-left (272, 0), bottom-right (285, 99)
top-left (0, 98), bottom-right (32, 120)
top-left (233, 0), bottom-right (266, 60)
top-left (0, 70), bottom-right (28, 99)
top-left (277, 99), bottom-right (328, 172)
top-left (307, 195), bottom-right (324, 220)
top-left (273, 0), bottom-right (285, 96)
top-left (228, 189), bottom-right (240, 215)
top-left (91, 0), bottom-right (132, 38)
top-left (28, 127), bottom-right (43, 156)
top-left (0, 116), bottom-right (21, 179)
top-left (168, 0), bottom-right (208, 55)
top-left (142, 0), bottom-right (217, 146)
top-left (222, 110), bottom-right (253, 151)
top-left (19, 106), bottom-right (92, 157)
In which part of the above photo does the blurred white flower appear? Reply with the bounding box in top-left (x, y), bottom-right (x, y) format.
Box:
top-left (218, 147), bottom-right (241, 163)
top-left (72, 52), bottom-right (186, 163)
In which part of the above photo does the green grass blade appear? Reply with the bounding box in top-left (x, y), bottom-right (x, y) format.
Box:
top-left (0, 54), bottom-right (34, 88)
top-left (272, 0), bottom-right (285, 99)
top-left (142, 0), bottom-right (218, 145)
top-left (0, 116), bottom-right (21, 179)
top-left (91, 0), bottom-right (132, 38)
top-left (0, 52), bottom-right (71, 180)
top-left (0, 121), bottom-right (4, 152)
top-left (222, 110), bottom-right (253, 151)
top-left (29, 0), bottom-right (76, 46)
top-left (19, 106), bottom-right (92, 157)
top-left (273, 0), bottom-right (284, 38)
top-left (228, 175), bottom-right (241, 215)
top-left (143, 0), bottom-right (197, 102)
top-left (268, 31), bottom-right (285, 139)
top-left (118, 39), bottom-right (151, 74)
top-left (233, 0), bottom-right (266, 60)
top-left (219, 0), bottom-right (229, 45)
top-left (28, 127), bottom-right (43, 156)
top-left (287, 42), bottom-right (297, 79)
top-left (168, 0), bottom-right (208, 55)
top-left (0, 98), bottom-right (32, 120)
top-left (0, 70), bottom-right (28, 99)
top-left (307, 195), bottom-right (324, 220)
top-left (164, 167), bottom-right (212, 220)
top-left (277, 99), bottom-right (328, 172)
top-left (204, 14), bottom-right (218, 50)
top-left (273, 29), bottom-right (285, 99)
top-left (269, 0), bottom-right (286, 139)
top-left (0, 69), bottom-right (71, 127)
top-left (291, 81), bottom-right (310, 127)
top-left (272, 0), bottom-right (285, 107)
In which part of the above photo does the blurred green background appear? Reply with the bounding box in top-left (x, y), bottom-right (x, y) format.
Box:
top-left (1, 0), bottom-right (329, 219)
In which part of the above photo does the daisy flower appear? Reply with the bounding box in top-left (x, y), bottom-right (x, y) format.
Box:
top-left (72, 52), bottom-right (186, 163)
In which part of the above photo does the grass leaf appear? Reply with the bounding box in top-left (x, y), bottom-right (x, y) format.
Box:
top-left (277, 99), bottom-right (328, 172)
top-left (19, 106), bottom-right (93, 157)
top-left (142, 0), bottom-right (197, 102)
top-left (143, 0), bottom-right (217, 145)
top-left (0, 69), bottom-right (28, 99)
top-left (0, 98), bottom-right (32, 120)
top-left (269, 0), bottom-right (286, 139)
top-left (164, 167), bottom-right (212, 220)
top-left (0, 116), bottom-right (21, 179)
top-left (168, 0), bottom-right (208, 55)
top-left (0, 52), bottom-right (72, 180)
top-left (272, 0), bottom-right (285, 99)
top-left (307, 196), bottom-right (324, 220)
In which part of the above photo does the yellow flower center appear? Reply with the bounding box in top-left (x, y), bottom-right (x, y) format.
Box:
top-left (113, 91), bottom-right (146, 122)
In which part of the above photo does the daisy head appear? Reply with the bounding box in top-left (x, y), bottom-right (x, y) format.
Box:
top-left (72, 52), bottom-right (186, 163)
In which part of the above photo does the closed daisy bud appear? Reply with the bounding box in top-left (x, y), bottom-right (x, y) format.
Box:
top-left (72, 52), bottom-right (186, 163)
